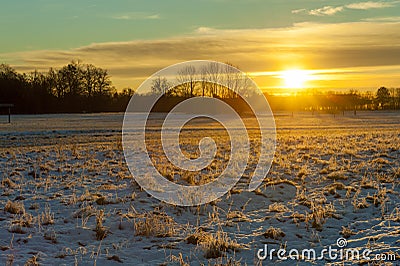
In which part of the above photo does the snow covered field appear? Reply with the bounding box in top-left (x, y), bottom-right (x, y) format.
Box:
top-left (0, 111), bottom-right (399, 265)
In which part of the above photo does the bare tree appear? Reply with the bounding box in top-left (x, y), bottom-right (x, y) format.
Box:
top-left (151, 76), bottom-right (170, 95)
top-left (58, 61), bottom-right (83, 97)
top-left (82, 64), bottom-right (97, 97)
top-left (206, 62), bottom-right (221, 97)
top-left (176, 65), bottom-right (197, 97)
top-left (47, 67), bottom-right (67, 98)
top-left (93, 67), bottom-right (111, 96)
top-left (200, 66), bottom-right (209, 97)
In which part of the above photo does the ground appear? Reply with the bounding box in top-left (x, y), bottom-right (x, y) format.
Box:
top-left (0, 111), bottom-right (399, 265)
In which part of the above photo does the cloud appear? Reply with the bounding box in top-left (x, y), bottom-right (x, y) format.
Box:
top-left (194, 27), bottom-right (217, 34)
top-left (308, 6), bottom-right (344, 16)
top-left (346, 1), bottom-right (395, 10)
top-left (291, 8), bottom-right (307, 14)
top-left (111, 12), bottom-right (160, 20)
top-left (2, 21), bottom-right (400, 89)
top-left (362, 16), bottom-right (400, 22)
top-left (293, 1), bottom-right (398, 17)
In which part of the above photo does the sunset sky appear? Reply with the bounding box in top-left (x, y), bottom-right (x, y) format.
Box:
top-left (1, 0), bottom-right (400, 93)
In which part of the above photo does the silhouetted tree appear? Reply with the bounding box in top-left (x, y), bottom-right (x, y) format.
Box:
top-left (376, 86), bottom-right (390, 109)
top-left (205, 62), bottom-right (221, 97)
top-left (177, 65), bottom-right (196, 97)
top-left (60, 61), bottom-right (83, 97)
top-left (151, 76), bottom-right (170, 95)
top-left (82, 64), bottom-right (97, 97)
top-left (0, 64), bottom-right (26, 108)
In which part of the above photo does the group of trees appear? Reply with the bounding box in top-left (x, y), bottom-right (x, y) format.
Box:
top-left (376, 86), bottom-right (400, 109)
top-left (0, 62), bottom-right (134, 113)
top-left (1, 61), bottom-right (400, 114)
top-left (151, 62), bottom-right (252, 98)
top-left (267, 87), bottom-right (400, 112)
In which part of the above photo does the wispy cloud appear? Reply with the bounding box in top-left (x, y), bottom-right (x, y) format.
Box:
top-left (194, 27), bottom-right (217, 34)
top-left (291, 8), bottom-right (307, 14)
top-left (111, 12), bottom-right (160, 20)
top-left (362, 16), bottom-right (400, 22)
top-left (2, 22), bottom-right (400, 89)
top-left (294, 1), bottom-right (398, 17)
top-left (308, 6), bottom-right (344, 16)
top-left (346, 1), bottom-right (395, 10)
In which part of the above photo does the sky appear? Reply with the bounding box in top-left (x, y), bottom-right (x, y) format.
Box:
top-left (1, 0), bottom-right (400, 93)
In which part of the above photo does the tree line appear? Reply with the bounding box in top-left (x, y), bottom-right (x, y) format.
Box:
top-left (266, 87), bottom-right (400, 113)
top-left (0, 61), bottom-right (134, 113)
top-left (150, 62), bottom-right (400, 113)
top-left (1, 61), bottom-right (399, 114)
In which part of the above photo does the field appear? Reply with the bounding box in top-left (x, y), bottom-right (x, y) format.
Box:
top-left (0, 111), bottom-right (399, 265)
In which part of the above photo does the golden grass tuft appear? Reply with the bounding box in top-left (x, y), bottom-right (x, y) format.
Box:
top-left (95, 209), bottom-right (108, 240)
top-left (2, 178), bottom-right (17, 188)
top-left (186, 229), bottom-right (214, 245)
top-left (38, 205), bottom-right (54, 226)
top-left (326, 171), bottom-right (347, 180)
top-left (195, 230), bottom-right (243, 259)
top-left (24, 255), bottom-right (39, 266)
top-left (134, 210), bottom-right (178, 237)
top-left (340, 226), bottom-right (356, 238)
top-left (263, 226), bottom-right (285, 240)
top-left (4, 200), bottom-right (25, 214)
top-left (371, 158), bottom-right (389, 165)
top-left (268, 202), bottom-right (290, 213)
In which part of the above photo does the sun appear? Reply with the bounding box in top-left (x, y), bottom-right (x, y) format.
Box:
top-left (280, 69), bottom-right (310, 89)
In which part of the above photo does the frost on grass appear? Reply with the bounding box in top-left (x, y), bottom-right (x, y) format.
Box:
top-left (4, 200), bottom-right (25, 215)
top-left (187, 228), bottom-right (244, 259)
top-left (263, 226), bottom-right (286, 240)
top-left (0, 112), bottom-right (399, 264)
top-left (133, 210), bottom-right (179, 237)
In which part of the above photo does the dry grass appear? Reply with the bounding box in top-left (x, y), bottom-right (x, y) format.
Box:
top-left (11, 213), bottom-right (34, 230)
top-left (268, 202), bottom-right (290, 213)
top-left (44, 230), bottom-right (57, 243)
top-left (305, 202), bottom-right (336, 231)
top-left (326, 170), bottom-right (347, 180)
top-left (226, 210), bottom-right (249, 222)
top-left (186, 229), bottom-right (214, 245)
top-left (95, 209), bottom-right (108, 240)
top-left (4, 200), bottom-right (25, 214)
top-left (201, 231), bottom-right (242, 259)
top-left (1, 178), bottom-right (17, 189)
top-left (0, 114), bottom-right (399, 264)
top-left (170, 253), bottom-right (190, 266)
top-left (38, 205), bottom-right (54, 226)
top-left (263, 226), bottom-right (285, 240)
top-left (134, 210), bottom-right (178, 237)
top-left (340, 226), bottom-right (356, 238)
top-left (24, 255), bottom-right (39, 266)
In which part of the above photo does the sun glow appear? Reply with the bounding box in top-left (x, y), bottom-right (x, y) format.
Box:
top-left (280, 69), bottom-right (310, 89)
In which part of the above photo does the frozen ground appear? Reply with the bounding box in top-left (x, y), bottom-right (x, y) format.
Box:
top-left (0, 111), bottom-right (399, 265)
